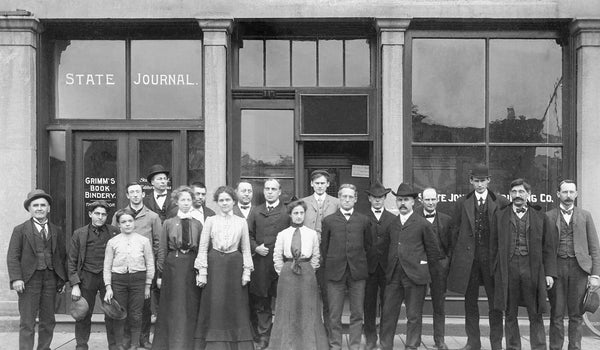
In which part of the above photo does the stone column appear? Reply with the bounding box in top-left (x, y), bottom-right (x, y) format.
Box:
top-left (571, 19), bottom-right (600, 216)
top-left (199, 19), bottom-right (232, 205)
top-left (0, 16), bottom-right (41, 311)
top-left (377, 19), bottom-right (410, 211)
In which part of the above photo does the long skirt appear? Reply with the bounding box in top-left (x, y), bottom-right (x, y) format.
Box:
top-left (194, 249), bottom-right (254, 350)
top-left (152, 252), bottom-right (201, 350)
top-left (267, 261), bottom-right (329, 350)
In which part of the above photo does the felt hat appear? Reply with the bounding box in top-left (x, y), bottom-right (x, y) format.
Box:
top-left (70, 297), bottom-right (89, 321)
top-left (470, 164), bottom-right (490, 178)
top-left (100, 298), bottom-right (127, 320)
top-left (23, 189), bottom-right (53, 210)
top-left (392, 183), bottom-right (419, 198)
top-left (365, 180), bottom-right (391, 197)
top-left (310, 169), bottom-right (331, 181)
top-left (146, 164), bottom-right (170, 183)
top-left (582, 287), bottom-right (600, 314)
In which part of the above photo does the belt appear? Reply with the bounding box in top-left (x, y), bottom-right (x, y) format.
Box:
top-left (283, 257), bottom-right (311, 274)
top-left (173, 248), bottom-right (196, 257)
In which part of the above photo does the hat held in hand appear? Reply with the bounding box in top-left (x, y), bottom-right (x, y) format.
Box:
top-left (101, 298), bottom-right (127, 320)
top-left (582, 286), bottom-right (600, 314)
top-left (70, 297), bottom-right (89, 321)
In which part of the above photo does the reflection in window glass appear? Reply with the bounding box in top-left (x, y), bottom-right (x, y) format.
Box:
top-left (56, 40), bottom-right (126, 119)
top-left (318, 40), bottom-right (343, 86)
top-left (239, 40), bottom-right (264, 86)
top-left (266, 40), bottom-right (290, 87)
top-left (241, 110), bottom-right (294, 177)
top-left (49, 131), bottom-right (66, 230)
top-left (131, 40), bottom-right (202, 119)
top-left (241, 178), bottom-right (295, 206)
top-left (138, 140), bottom-right (173, 191)
top-left (345, 39), bottom-right (370, 86)
top-left (412, 39), bottom-right (485, 142)
top-left (490, 147), bottom-right (562, 211)
top-left (489, 40), bottom-right (562, 143)
top-left (292, 41), bottom-right (317, 86)
top-left (83, 140), bottom-right (118, 218)
top-left (188, 131), bottom-right (205, 184)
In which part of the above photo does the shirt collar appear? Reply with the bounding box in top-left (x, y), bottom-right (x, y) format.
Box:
top-left (219, 210), bottom-right (235, 217)
top-left (560, 203), bottom-right (574, 212)
top-left (399, 210), bottom-right (413, 221)
top-left (341, 208), bottom-right (354, 216)
top-left (314, 193), bottom-right (326, 201)
top-left (424, 209), bottom-right (436, 216)
top-left (513, 205), bottom-right (528, 213)
top-left (372, 207), bottom-right (383, 214)
top-left (475, 190), bottom-right (488, 201)
top-left (267, 199), bottom-right (280, 208)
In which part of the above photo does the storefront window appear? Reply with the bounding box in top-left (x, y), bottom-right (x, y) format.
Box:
top-left (318, 40), bottom-right (344, 86)
top-left (292, 41), bottom-right (317, 86)
top-left (265, 40), bottom-right (290, 87)
top-left (138, 140), bottom-right (173, 191)
top-left (301, 95), bottom-right (369, 135)
top-left (49, 131), bottom-right (67, 230)
top-left (188, 131), bottom-right (205, 184)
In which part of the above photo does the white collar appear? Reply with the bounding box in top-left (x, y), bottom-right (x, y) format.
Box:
top-left (314, 193), bottom-right (326, 201)
top-left (475, 190), bottom-right (488, 201)
top-left (266, 200), bottom-right (280, 208)
top-left (560, 204), bottom-right (574, 212)
top-left (424, 209), bottom-right (436, 216)
top-left (341, 208), bottom-right (354, 215)
top-left (399, 211), bottom-right (413, 221)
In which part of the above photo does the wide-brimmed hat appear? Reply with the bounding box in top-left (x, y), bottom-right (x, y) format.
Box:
top-left (582, 287), bottom-right (600, 314)
top-left (100, 299), bottom-right (127, 320)
top-left (23, 189), bottom-right (53, 210)
top-left (392, 183), bottom-right (419, 198)
top-left (470, 164), bottom-right (490, 178)
top-left (310, 169), bottom-right (331, 181)
top-left (70, 297), bottom-right (89, 321)
top-left (365, 180), bottom-right (391, 197)
top-left (146, 164), bottom-right (170, 183)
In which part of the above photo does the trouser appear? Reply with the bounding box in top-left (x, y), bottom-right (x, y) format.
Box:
top-left (430, 257), bottom-right (449, 347)
top-left (316, 266), bottom-right (331, 336)
top-left (75, 270), bottom-right (116, 350)
top-left (380, 261), bottom-right (426, 350)
top-left (549, 256), bottom-right (589, 350)
top-left (327, 268), bottom-right (366, 350)
top-left (250, 293), bottom-right (273, 343)
top-left (18, 269), bottom-right (57, 350)
top-left (464, 258), bottom-right (503, 350)
top-left (112, 272), bottom-right (146, 348)
top-left (505, 255), bottom-right (546, 350)
top-left (364, 265), bottom-right (386, 346)
top-left (124, 297), bottom-right (151, 347)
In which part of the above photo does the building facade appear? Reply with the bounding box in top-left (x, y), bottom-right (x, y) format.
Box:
top-left (1, 0), bottom-right (600, 314)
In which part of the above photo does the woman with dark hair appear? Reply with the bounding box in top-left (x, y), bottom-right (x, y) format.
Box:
top-left (153, 186), bottom-right (203, 350)
top-left (268, 199), bottom-right (328, 350)
top-left (194, 185), bottom-right (255, 350)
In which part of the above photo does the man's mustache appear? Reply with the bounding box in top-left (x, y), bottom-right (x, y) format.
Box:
top-left (563, 198), bottom-right (574, 203)
top-left (399, 205), bottom-right (407, 209)
top-left (513, 197), bottom-right (525, 201)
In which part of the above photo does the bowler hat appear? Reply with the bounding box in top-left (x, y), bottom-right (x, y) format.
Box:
top-left (100, 298), bottom-right (127, 320)
top-left (23, 189), bottom-right (53, 210)
top-left (70, 297), bottom-right (89, 321)
top-left (470, 164), bottom-right (490, 178)
top-left (582, 286), bottom-right (600, 314)
top-left (392, 183), bottom-right (419, 198)
top-left (310, 169), bottom-right (331, 181)
top-left (146, 164), bottom-right (170, 183)
top-left (365, 180), bottom-right (391, 197)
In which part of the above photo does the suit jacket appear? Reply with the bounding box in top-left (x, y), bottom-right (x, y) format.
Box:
top-left (546, 206), bottom-right (600, 276)
top-left (415, 209), bottom-right (453, 259)
top-left (447, 190), bottom-right (510, 294)
top-left (7, 219), bottom-right (67, 288)
top-left (491, 204), bottom-right (557, 313)
top-left (248, 201), bottom-right (291, 297)
top-left (202, 205), bottom-right (216, 218)
top-left (303, 194), bottom-right (340, 235)
top-left (68, 223), bottom-right (120, 286)
top-left (233, 203), bottom-right (255, 220)
top-left (321, 210), bottom-right (372, 282)
top-left (365, 209), bottom-right (396, 274)
top-left (143, 190), bottom-right (178, 223)
top-left (385, 213), bottom-right (440, 285)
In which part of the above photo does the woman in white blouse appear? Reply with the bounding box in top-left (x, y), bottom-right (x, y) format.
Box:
top-left (193, 185), bottom-right (255, 350)
top-left (268, 199), bottom-right (328, 350)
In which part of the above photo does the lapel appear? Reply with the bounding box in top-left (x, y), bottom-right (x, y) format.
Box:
top-left (553, 209), bottom-right (562, 240)
top-left (49, 223), bottom-right (57, 253)
top-left (322, 195), bottom-right (334, 212)
top-left (306, 196), bottom-right (319, 211)
top-left (401, 212), bottom-right (417, 231)
top-left (465, 192), bottom-right (476, 232)
top-left (487, 193), bottom-right (498, 222)
top-left (24, 219), bottom-right (37, 252)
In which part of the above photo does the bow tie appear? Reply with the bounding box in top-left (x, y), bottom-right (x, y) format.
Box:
top-left (343, 212), bottom-right (351, 217)
top-left (374, 209), bottom-right (382, 213)
top-left (561, 208), bottom-right (573, 215)
top-left (240, 205), bottom-right (250, 210)
top-left (516, 208), bottom-right (527, 214)
top-left (267, 206), bottom-right (274, 212)
top-left (156, 193), bottom-right (167, 198)
top-left (424, 213), bottom-right (435, 218)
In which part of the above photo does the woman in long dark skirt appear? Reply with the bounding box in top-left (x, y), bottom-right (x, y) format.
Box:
top-left (194, 186), bottom-right (255, 350)
top-left (268, 199), bottom-right (328, 350)
top-left (152, 186), bottom-right (203, 350)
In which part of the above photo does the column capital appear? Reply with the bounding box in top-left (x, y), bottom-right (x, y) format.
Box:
top-left (0, 16), bottom-right (42, 48)
top-left (199, 19), bottom-right (233, 46)
top-left (570, 19), bottom-right (600, 49)
top-left (376, 19), bottom-right (411, 46)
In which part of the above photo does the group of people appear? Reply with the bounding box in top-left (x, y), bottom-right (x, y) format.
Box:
top-left (6, 163), bottom-right (600, 350)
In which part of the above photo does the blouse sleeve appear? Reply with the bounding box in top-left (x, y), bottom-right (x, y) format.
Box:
top-left (103, 238), bottom-right (115, 286)
top-left (157, 220), bottom-right (168, 276)
top-left (310, 230), bottom-right (321, 270)
top-left (194, 216), bottom-right (212, 278)
top-left (273, 230), bottom-right (284, 275)
top-left (240, 219), bottom-right (254, 282)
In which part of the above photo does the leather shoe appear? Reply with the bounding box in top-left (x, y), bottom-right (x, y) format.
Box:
top-left (435, 342), bottom-right (449, 350)
top-left (459, 345), bottom-right (481, 350)
top-left (365, 342), bottom-right (378, 350)
top-left (139, 341), bottom-right (152, 349)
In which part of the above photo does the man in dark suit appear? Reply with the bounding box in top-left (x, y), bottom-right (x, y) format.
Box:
top-left (363, 180), bottom-right (395, 350)
top-left (547, 179), bottom-right (600, 350)
top-left (321, 183), bottom-right (372, 350)
top-left (247, 178), bottom-right (291, 350)
top-left (416, 187), bottom-right (452, 350)
top-left (143, 164), bottom-right (177, 223)
top-left (190, 181), bottom-right (215, 225)
top-left (379, 183), bottom-right (441, 350)
top-left (233, 181), bottom-right (254, 220)
top-left (490, 179), bottom-right (556, 350)
top-left (7, 189), bottom-right (67, 350)
top-left (302, 169), bottom-right (340, 335)
top-left (447, 164), bottom-right (509, 350)
top-left (69, 200), bottom-right (121, 350)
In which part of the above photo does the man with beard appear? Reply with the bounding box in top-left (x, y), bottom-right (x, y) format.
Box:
top-left (234, 181), bottom-right (254, 220)
top-left (490, 179), bottom-right (556, 350)
top-left (71, 201), bottom-right (120, 350)
top-left (547, 180), bottom-right (600, 350)
top-left (190, 181), bottom-right (215, 225)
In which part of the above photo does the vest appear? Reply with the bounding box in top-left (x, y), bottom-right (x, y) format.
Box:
top-left (83, 225), bottom-right (111, 274)
top-left (510, 210), bottom-right (529, 257)
top-left (558, 215), bottom-right (576, 258)
top-left (474, 198), bottom-right (489, 257)
top-left (33, 228), bottom-right (53, 270)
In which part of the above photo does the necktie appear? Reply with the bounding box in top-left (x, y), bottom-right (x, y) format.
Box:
top-left (156, 193), bottom-right (167, 198)
top-left (240, 205), bottom-right (250, 210)
top-left (317, 198), bottom-right (324, 209)
top-left (267, 206), bottom-right (274, 213)
top-left (424, 213), bottom-right (435, 219)
top-left (516, 208), bottom-right (526, 214)
top-left (374, 209), bottom-right (382, 213)
top-left (40, 226), bottom-right (48, 240)
top-left (478, 197), bottom-right (484, 210)
top-left (290, 227), bottom-right (302, 275)
top-left (561, 208), bottom-right (573, 215)
top-left (181, 218), bottom-right (190, 248)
